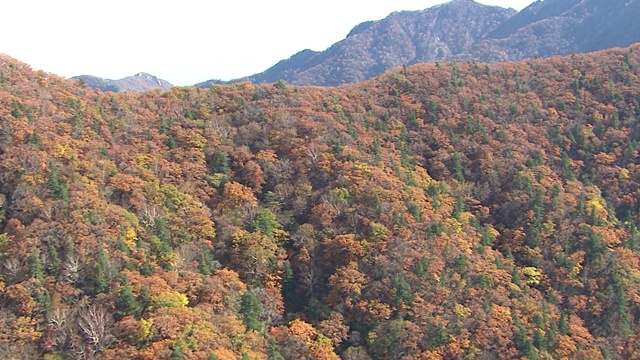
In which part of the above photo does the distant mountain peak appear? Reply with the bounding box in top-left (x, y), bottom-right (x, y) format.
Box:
top-left (439, 0), bottom-right (482, 7)
top-left (74, 72), bottom-right (173, 93)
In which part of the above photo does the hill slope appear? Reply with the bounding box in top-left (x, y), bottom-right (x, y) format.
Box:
top-left (1, 45), bottom-right (640, 358)
top-left (198, 0), bottom-right (640, 87)
top-left (470, 0), bottom-right (640, 61)
top-left (74, 72), bottom-right (173, 92)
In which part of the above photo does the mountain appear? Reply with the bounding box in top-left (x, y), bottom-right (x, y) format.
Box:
top-left (1, 45), bottom-right (640, 358)
top-left (197, 0), bottom-right (640, 87)
top-left (198, 0), bottom-right (515, 87)
top-left (468, 0), bottom-right (640, 61)
top-left (74, 72), bottom-right (173, 92)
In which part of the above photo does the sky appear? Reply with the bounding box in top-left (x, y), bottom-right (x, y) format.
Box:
top-left (0, 0), bottom-right (535, 86)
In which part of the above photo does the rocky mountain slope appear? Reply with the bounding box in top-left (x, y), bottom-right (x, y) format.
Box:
top-left (74, 72), bottom-right (173, 93)
top-left (468, 0), bottom-right (640, 62)
top-left (197, 0), bottom-right (640, 87)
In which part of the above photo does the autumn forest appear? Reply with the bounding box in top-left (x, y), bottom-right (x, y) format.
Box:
top-left (0, 44), bottom-right (640, 359)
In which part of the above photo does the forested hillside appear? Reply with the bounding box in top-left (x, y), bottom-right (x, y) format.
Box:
top-left (1, 44), bottom-right (640, 359)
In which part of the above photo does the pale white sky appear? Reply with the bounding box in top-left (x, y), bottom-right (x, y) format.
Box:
top-left (0, 0), bottom-right (535, 85)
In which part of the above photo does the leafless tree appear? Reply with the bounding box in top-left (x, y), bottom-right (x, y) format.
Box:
top-left (61, 255), bottom-right (81, 284)
top-left (140, 203), bottom-right (161, 229)
top-left (341, 345), bottom-right (372, 360)
top-left (77, 304), bottom-right (113, 355)
top-left (174, 243), bottom-right (204, 273)
top-left (306, 143), bottom-right (322, 166)
top-left (46, 306), bottom-right (71, 350)
top-left (3, 256), bottom-right (21, 278)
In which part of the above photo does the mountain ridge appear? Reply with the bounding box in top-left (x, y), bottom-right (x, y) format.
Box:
top-left (74, 72), bottom-right (173, 93)
top-left (198, 0), bottom-right (514, 87)
top-left (196, 0), bottom-right (640, 87)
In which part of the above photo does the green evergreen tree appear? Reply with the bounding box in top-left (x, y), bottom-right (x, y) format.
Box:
top-left (281, 262), bottom-right (297, 310)
top-left (240, 291), bottom-right (263, 333)
top-left (267, 337), bottom-right (285, 360)
top-left (47, 161), bottom-right (69, 202)
top-left (584, 230), bottom-right (606, 265)
top-left (33, 287), bottom-right (51, 314)
top-left (407, 202), bottom-right (421, 222)
top-left (414, 257), bottom-right (429, 278)
top-left (609, 273), bottom-right (632, 337)
top-left (373, 137), bottom-right (381, 163)
top-left (558, 313), bottom-right (568, 335)
top-left (513, 314), bottom-right (536, 359)
top-left (252, 208), bottom-right (282, 241)
top-left (451, 152), bottom-right (464, 182)
top-left (452, 194), bottom-right (465, 220)
top-left (115, 277), bottom-right (141, 319)
top-left (533, 329), bottom-right (546, 350)
top-left (480, 224), bottom-right (495, 246)
top-left (427, 183), bottom-right (441, 209)
top-left (512, 266), bottom-right (522, 287)
top-left (546, 322), bottom-right (557, 348)
top-left (198, 251), bottom-right (212, 276)
top-left (526, 188), bottom-right (544, 248)
top-left (372, 193), bottom-right (382, 215)
top-left (171, 347), bottom-right (185, 360)
top-left (625, 223), bottom-right (639, 250)
top-left (28, 248), bottom-right (45, 283)
top-left (206, 150), bottom-right (230, 175)
top-left (427, 322), bottom-right (449, 349)
top-left (46, 243), bottom-right (61, 278)
top-left (560, 152), bottom-right (576, 181)
top-left (94, 244), bottom-right (111, 294)
top-left (576, 193), bottom-right (587, 219)
top-left (391, 275), bottom-right (413, 307)
top-left (138, 285), bottom-right (151, 315)
top-left (168, 135), bottom-right (177, 149)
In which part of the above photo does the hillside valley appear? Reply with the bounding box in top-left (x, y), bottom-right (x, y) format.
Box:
top-left (0, 43), bottom-right (639, 359)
